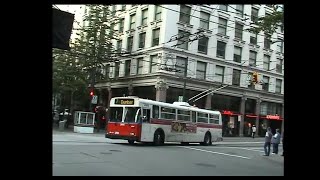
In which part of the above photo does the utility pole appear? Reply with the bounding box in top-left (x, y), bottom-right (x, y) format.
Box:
top-left (182, 57), bottom-right (188, 102)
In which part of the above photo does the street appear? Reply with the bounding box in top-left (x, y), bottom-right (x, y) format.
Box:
top-left (53, 131), bottom-right (283, 176)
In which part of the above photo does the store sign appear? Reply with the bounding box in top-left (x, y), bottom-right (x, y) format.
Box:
top-left (266, 115), bottom-right (280, 120)
top-left (222, 110), bottom-right (233, 115)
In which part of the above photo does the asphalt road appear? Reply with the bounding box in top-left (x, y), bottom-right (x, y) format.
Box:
top-left (53, 132), bottom-right (283, 176)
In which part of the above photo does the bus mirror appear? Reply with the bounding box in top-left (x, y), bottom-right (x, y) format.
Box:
top-left (142, 116), bottom-right (147, 122)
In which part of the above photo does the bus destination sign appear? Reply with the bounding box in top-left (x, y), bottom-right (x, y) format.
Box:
top-left (115, 99), bottom-right (135, 105)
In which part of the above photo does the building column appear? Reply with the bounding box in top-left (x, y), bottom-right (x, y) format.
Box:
top-left (205, 94), bottom-right (212, 110)
top-left (281, 104), bottom-right (284, 134)
top-left (98, 89), bottom-right (103, 105)
top-left (155, 80), bottom-right (168, 102)
top-left (255, 99), bottom-right (261, 136)
top-left (239, 96), bottom-right (246, 137)
top-left (128, 85), bottom-right (134, 96)
top-left (107, 87), bottom-right (112, 109)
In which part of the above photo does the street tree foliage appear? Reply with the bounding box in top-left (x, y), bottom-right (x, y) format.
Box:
top-left (247, 5), bottom-right (283, 43)
top-left (53, 5), bottom-right (121, 110)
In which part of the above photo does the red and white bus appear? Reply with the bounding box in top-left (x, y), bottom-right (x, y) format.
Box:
top-left (105, 96), bottom-right (223, 145)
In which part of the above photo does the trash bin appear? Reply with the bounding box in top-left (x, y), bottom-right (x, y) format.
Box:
top-left (59, 120), bottom-right (67, 131)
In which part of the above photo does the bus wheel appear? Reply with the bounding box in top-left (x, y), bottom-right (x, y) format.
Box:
top-left (153, 130), bottom-right (164, 146)
top-left (202, 132), bottom-right (212, 146)
top-left (128, 140), bottom-right (135, 145)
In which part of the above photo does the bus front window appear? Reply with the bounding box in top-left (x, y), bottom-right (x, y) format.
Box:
top-left (124, 107), bottom-right (140, 123)
top-left (109, 107), bottom-right (123, 122)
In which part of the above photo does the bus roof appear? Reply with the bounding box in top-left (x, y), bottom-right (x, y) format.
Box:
top-left (110, 97), bottom-right (221, 115)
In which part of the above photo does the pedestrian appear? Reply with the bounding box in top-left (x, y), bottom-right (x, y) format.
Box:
top-left (271, 129), bottom-right (281, 154)
top-left (263, 127), bottom-right (273, 156)
top-left (281, 131), bottom-right (284, 156)
top-left (252, 125), bottom-right (257, 138)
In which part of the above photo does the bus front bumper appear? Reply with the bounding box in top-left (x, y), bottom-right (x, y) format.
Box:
top-left (105, 134), bottom-right (139, 141)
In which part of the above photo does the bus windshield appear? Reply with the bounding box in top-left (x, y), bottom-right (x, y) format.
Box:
top-left (124, 107), bottom-right (140, 123)
top-left (109, 107), bottom-right (123, 122)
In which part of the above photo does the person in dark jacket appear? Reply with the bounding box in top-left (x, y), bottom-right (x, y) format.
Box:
top-left (263, 127), bottom-right (273, 156)
top-left (271, 129), bottom-right (281, 154)
top-left (281, 131), bottom-right (284, 156)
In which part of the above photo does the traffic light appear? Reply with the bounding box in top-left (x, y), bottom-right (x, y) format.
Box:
top-left (90, 91), bottom-right (94, 96)
top-left (252, 72), bottom-right (258, 84)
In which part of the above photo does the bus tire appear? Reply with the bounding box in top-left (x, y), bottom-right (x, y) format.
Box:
top-left (202, 132), bottom-right (212, 146)
top-left (153, 129), bottom-right (164, 146)
top-left (128, 140), bottom-right (135, 145)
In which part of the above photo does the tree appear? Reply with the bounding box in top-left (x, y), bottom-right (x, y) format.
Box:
top-left (247, 5), bottom-right (283, 42)
top-left (53, 5), bottom-right (121, 113)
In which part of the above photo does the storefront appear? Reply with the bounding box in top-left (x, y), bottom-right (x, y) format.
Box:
top-left (243, 98), bottom-right (257, 137)
top-left (259, 115), bottom-right (283, 135)
top-left (221, 110), bottom-right (242, 137)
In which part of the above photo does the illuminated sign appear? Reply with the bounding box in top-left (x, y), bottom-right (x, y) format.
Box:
top-left (266, 115), bottom-right (280, 120)
top-left (115, 99), bottom-right (135, 105)
top-left (222, 110), bottom-right (233, 115)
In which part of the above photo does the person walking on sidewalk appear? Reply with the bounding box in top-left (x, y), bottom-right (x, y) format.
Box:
top-left (252, 125), bottom-right (257, 138)
top-left (263, 127), bottom-right (273, 156)
top-left (271, 128), bottom-right (281, 155)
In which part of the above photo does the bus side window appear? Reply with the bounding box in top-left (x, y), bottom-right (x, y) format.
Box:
top-left (192, 111), bottom-right (196, 122)
top-left (153, 105), bottom-right (159, 119)
top-left (143, 109), bottom-right (150, 123)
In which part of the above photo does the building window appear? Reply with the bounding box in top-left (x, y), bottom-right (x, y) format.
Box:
top-left (250, 33), bottom-right (257, 44)
top-left (215, 65), bottom-right (224, 83)
top-left (137, 58), bottom-right (143, 75)
top-left (127, 36), bottom-right (133, 52)
top-left (219, 4), bottom-right (228, 11)
top-left (139, 32), bottom-right (146, 48)
top-left (196, 61), bottom-right (206, 80)
top-left (125, 60), bottom-right (131, 76)
top-left (234, 46), bottom-right (242, 63)
top-left (105, 64), bottom-right (110, 79)
top-left (142, 9), bottom-right (148, 25)
top-left (150, 55), bottom-right (158, 73)
top-left (155, 5), bottom-right (162, 20)
top-left (263, 55), bottom-right (270, 70)
top-left (262, 76), bottom-right (269, 91)
top-left (276, 58), bottom-right (283, 73)
top-left (117, 40), bottom-right (122, 53)
top-left (236, 5), bottom-right (244, 17)
top-left (235, 23), bottom-right (243, 40)
top-left (277, 40), bottom-right (283, 53)
top-left (152, 28), bottom-right (160, 46)
top-left (264, 34), bottom-right (271, 49)
top-left (218, 18), bottom-right (227, 35)
top-left (251, 8), bottom-right (259, 23)
top-left (200, 11), bottom-right (210, 30)
top-left (249, 51), bottom-right (257, 67)
top-left (176, 56), bottom-right (187, 77)
top-left (121, 5), bottom-right (126, 11)
top-left (130, 14), bottom-right (136, 29)
top-left (275, 79), bottom-right (282, 94)
top-left (179, 5), bottom-right (191, 24)
top-left (216, 41), bottom-right (226, 59)
top-left (119, 18), bottom-right (124, 33)
top-left (177, 30), bottom-right (190, 50)
top-left (114, 62), bottom-right (120, 78)
top-left (198, 37), bottom-right (208, 54)
top-left (232, 69), bottom-right (241, 86)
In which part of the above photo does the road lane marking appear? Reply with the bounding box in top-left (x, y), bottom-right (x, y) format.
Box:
top-left (207, 146), bottom-right (265, 153)
top-left (180, 146), bottom-right (251, 159)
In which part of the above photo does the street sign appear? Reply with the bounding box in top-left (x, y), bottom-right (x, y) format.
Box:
top-left (91, 95), bottom-right (98, 104)
top-left (178, 96), bottom-right (183, 102)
